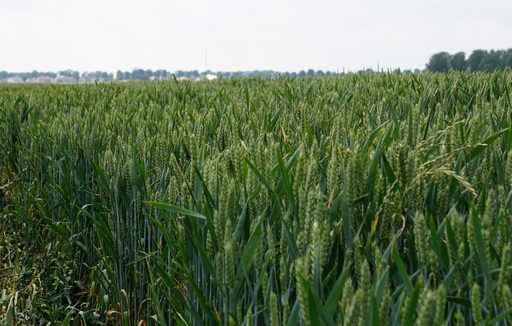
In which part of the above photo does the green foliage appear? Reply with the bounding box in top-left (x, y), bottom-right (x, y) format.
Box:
top-left (1, 71), bottom-right (512, 324)
top-left (427, 48), bottom-right (512, 72)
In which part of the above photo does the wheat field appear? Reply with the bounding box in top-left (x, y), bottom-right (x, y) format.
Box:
top-left (1, 71), bottom-right (512, 325)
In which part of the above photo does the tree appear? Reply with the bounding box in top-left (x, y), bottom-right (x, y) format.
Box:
top-left (155, 70), bottom-right (168, 79)
top-left (504, 49), bottom-right (512, 69)
top-left (132, 69), bottom-right (145, 80)
top-left (101, 72), bottom-right (112, 80)
top-left (467, 49), bottom-right (487, 71)
top-left (57, 70), bottom-right (79, 80)
top-left (450, 52), bottom-right (466, 71)
top-left (426, 52), bottom-right (451, 72)
top-left (479, 50), bottom-right (502, 71)
top-left (116, 70), bottom-right (124, 80)
top-left (144, 70), bottom-right (153, 80)
top-left (307, 69), bottom-right (315, 76)
top-left (298, 70), bottom-right (306, 78)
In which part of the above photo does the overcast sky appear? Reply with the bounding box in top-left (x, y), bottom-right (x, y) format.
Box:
top-left (1, 0), bottom-right (511, 73)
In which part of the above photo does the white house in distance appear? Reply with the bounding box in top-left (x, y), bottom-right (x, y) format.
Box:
top-left (205, 74), bottom-right (217, 81)
top-left (55, 75), bottom-right (77, 83)
top-left (6, 77), bottom-right (24, 83)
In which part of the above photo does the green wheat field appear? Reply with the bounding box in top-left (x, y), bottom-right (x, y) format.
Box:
top-left (1, 71), bottom-right (512, 325)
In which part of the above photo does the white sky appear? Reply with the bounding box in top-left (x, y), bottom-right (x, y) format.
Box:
top-left (1, 0), bottom-right (511, 73)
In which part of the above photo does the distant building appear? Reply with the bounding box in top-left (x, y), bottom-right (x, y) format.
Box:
top-left (205, 74), bottom-right (217, 81)
top-left (6, 77), bottom-right (24, 83)
top-left (151, 75), bottom-right (171, 81)
top-left (25, 77), bottom-right (39, 83)
top-left (80, 76), bottom-right (106, 83)
top-left (55, 75), bottom-right (77, 83)
top-left (38, 76), bottom-right (53, 84)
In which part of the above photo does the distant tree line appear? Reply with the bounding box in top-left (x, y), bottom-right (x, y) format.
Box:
top-left (426, 49), bottom-right (512, 73)
top-left (1, 68), bottom-right (342, 83)
top-left (0, 70), bottom-right (58, 80)
top-left (0, 70), bottom-right (113, 82)
top-left (116, 69), bottom-right (170, 81)
top-left (115, 69), bottom-right (338, 80)
top-left (5, 50), bottom-right (511, 83)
